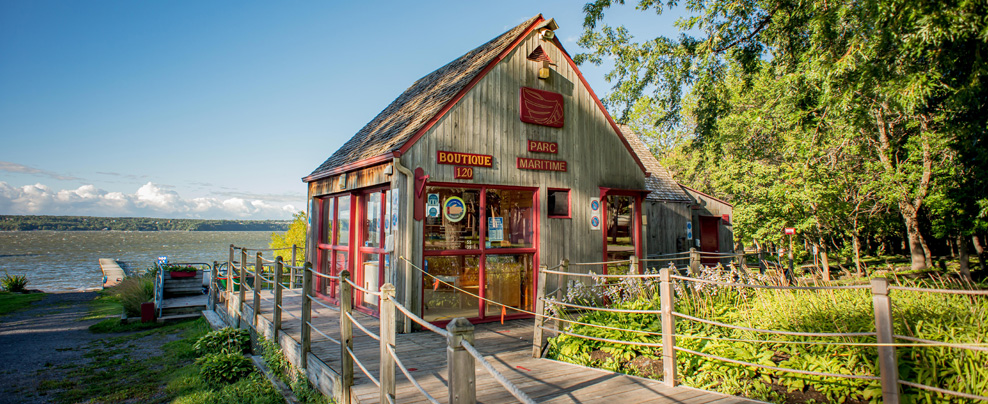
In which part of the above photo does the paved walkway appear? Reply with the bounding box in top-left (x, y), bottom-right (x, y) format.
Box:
top-left (236, 289), bottom-right (761, 404)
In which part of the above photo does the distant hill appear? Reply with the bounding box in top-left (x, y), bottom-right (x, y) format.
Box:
top-left (0, 215), bottom-right (291, 232)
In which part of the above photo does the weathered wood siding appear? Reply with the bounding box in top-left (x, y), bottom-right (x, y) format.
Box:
top-left (644, 201), bottom-right (691, 257)
top-left (398, 32), bottom-right (647, 301)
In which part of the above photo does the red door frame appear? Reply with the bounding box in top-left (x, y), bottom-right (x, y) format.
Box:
top-left (353, 186), bottom-right (389, 317)
top-left (699, 215), bottom-right (721, 264)
top-left (315, 193), bottom-right (355, 305)
top-left (421, 182), bottom-right (540, 326)
top-left (600, 188), bottom-right (644, 274)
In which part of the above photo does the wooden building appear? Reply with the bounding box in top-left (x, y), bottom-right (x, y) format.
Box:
top-left (303, 15), bottom-right (730, 327)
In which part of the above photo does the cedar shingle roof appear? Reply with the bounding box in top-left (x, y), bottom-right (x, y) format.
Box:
top-left (619, 125), bottom-right (691, 202)
top-left (306, 15), bottom-right (543, 180)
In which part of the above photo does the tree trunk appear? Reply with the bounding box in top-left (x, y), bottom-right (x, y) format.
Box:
top-left (900, 202), bottom-right (928, 271)
top-left (948, 238), bottom-right (957, 258)
top-left (957, 234), bottom-right (970, 281)
top-left (974, 234), bottom-right (986, 271)
top-left (919, 228), bottom-right (933, 268)
top-left (819, 238), bottom-right (831, 281)
top-left (852, 232), bottom-right (863, 276)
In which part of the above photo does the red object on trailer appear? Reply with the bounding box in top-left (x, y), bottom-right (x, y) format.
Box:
top-left (140, 302), bottom-right (156, 323)
top-left (784, 228), bottom-right (795, 235)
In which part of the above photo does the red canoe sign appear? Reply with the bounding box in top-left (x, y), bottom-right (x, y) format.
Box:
top-left (519, 87), bottom-right (564, 128)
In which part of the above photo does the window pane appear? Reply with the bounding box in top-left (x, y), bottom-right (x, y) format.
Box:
top-left (606, 195), bottom-right (636, 269)
top-left (548, 190), bottom-right (569, 217)
top-left (484, 254), bottom-right (533, 317)
top-left (485, 189), bottom-right (535, 249)
top-left (363, 192), bottom-right (381, 248)
top-left (358, 253), bottom-right (380, 311)
top-left (321, 251), bottom-right (339, 298)
top-left (322, 198), bottom-right (334, 244)
top-left (336, 196), bottom-right (350, 246)
top-left (424, 188), bottom-right (481, 251)
top-left (423, 256), bottom-right (479, 321)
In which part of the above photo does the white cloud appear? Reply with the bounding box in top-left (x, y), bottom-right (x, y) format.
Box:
top-left (0, 182), bottom-right (297, 220)
top-left (0, 161), bottom-right (81, 181)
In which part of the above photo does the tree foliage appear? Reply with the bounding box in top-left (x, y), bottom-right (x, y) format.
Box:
top-left (579, 0), bottom-right (988, 272)
top-left (269, 211), bottom-right (307, 266)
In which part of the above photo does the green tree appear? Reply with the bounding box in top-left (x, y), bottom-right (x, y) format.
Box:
top-left (269, 211), bottom-right (307, 267)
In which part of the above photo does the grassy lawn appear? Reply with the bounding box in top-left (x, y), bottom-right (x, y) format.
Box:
top-left (0, 291), bottom-right (45, 316)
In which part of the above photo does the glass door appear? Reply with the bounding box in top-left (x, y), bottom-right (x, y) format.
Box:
top-left (315, 194), bottom-right (352, 304)
top-left (355, 188), bottom-right (388, 315)
top-left (604, 194), bottom-right (640, 274)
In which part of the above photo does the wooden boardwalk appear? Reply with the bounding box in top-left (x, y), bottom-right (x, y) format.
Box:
top-left (227, 289), bottom-right (760, 404)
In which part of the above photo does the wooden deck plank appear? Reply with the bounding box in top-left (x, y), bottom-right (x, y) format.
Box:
top-left (228, 289), bottom-right (764, 404)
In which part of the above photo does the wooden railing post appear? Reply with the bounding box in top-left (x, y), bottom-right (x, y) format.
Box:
top-left (689, 248), bottom-right (699, 275)
top-left (300, 262), bottom-right (313, 371)
top-left (871, 278), bottom-right (900, 403)
top-left (253, 252), bottom-right (262, 328)
top-left (630, 255), bottom-right (639, 274)
top-left (239, 249), bottom-right (248, 328)
top-left (379, 284), bottom-right (396, 404)
top-left (273, 256), bottom-right (283, 339)
top-left (532, 264), bottom-right (548, 358)
top-left (557, 259), bottom-right (568, 301)
top-left (208, 260), bottom-right (218, 311)
top-left (660, 267), bottom-right (677, 387)
top-left (290, 244), bottom-right (298, 289)
top-left (227, 245), bottom-right (234, 296)
top-left (447, 317), bottom-right (476, 404)
top-left (339, 270), bottom-right (353, 404)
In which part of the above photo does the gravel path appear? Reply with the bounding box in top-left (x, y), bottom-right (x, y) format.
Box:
top-left (0, 292), bottom-right (107, 404)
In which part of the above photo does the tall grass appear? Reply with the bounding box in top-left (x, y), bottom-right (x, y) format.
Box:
top-left (111, 274), bottom-right (155, 317)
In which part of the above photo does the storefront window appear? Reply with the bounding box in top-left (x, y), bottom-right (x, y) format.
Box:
top-left (321, 198), bottom-right (334, 244)
top-left (484, 254), bottom-right (532, 317)
top-left (363, 193), bottom-right (381, 248)
top-left (337, 197), bottom-right (350, 246)
top-left (485, 189), bottom-right (535, 249)
top-left (360, 253), bottom-right (380, 311)
top-left (423, 255), bottom-right (480, 322)
top-left (424, 188), bottom-right (481, 251)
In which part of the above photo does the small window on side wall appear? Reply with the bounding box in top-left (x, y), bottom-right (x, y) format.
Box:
top-left (547, 189), bottom-right (570, 218)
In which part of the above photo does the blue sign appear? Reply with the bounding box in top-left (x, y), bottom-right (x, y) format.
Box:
top-left (157, 256), bottom-right (168, 264)
top-left (488, 217), bottom-right (504, 242)
top-left (443, 196), bottom-right (466, 223)
top-left (590, 216), bottom-right (600, 228)
top-left (590, 200), bottom-right (600, 211)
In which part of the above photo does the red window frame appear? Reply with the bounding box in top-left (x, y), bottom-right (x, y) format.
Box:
top-left (600, 187), bottom-right (644, 274)
top-left (315, 192), bottom-right (354, 305)
top-left (353, 186), bottom-right (389, 316)
top-left (421, 182), bottom-right (540, 326)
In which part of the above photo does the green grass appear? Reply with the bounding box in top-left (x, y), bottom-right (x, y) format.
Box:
top-left (84, 290), bottom-right (122, 320)
top-left (0, 291), bottom-right (45, 316)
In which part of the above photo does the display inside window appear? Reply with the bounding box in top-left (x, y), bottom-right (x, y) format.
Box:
top-left (547, 189), bottom-right (570, 218)
top-left (423, 256), bottom-right (479, 321)
top-left (363, 192), bottom-right (381, 248)
top-left (424, 188), bottom-right (480, 251)
top-left (606, 195), bottom-right (636, 273)
top-left (337, 197), bottom-right (350, 246)
top-left (321, 198), bottom-right (334, 244)
top-left (485, 189), bottom-right (535, 249)
top-left (484, 254), bottom-right (533, 316)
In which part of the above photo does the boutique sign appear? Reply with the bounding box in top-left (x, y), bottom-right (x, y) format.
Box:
top-left (436, 151), bottom-right (493, 167)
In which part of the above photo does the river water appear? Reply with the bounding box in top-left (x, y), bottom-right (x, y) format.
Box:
top-left (0, 231), bottom-right (275, 292)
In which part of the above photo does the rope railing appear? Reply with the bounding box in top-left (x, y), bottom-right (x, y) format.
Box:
top-left (389, 296), bottom-right (449, 337)
top-left (898, 380), bottom-right (988, 402)
top-left (542, 268), bottom-right (663, 278)
top-left (570, 259), bottom-right (631, 266)
top-left (345, 278), bottom-right (382, 296)
top-left (308, 294), bottom-right (340, 312)
top-left (670, 274), bottom-right (872, 290)
top-left (346, 346), bottom-right (380, 387)
top-left (894, 335), bottom-right (988, 352)
top-left (346, 311), bottom-right (381, 341)
top-left (676, 346), bottom-right (881, 381)
top-left (672, 311), bottom-right (877, 338)
top-left (889, 285), bottom-right (988, 295)
top-left (307, 321), bottom-right (341, 345)
top-left (461, 340), bottom-right (537, 404)
top-left (386, 345), bottom-right (441, 404)
top-left (310, 271), bottom-right (339, 280)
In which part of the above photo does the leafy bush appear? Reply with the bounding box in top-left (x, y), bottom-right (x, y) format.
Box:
top-left (196, 353), bottom-right (253, 384)
top-left (257, 336), bottom-right (328, 404)
top-left (1, 271), bottom-right (28, 292)
top-left (194, 328), bottom-right (251, 356)
top-left (111, 274), bottom-right (155, 317)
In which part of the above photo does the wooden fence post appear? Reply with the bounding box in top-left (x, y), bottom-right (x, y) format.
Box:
top-left (300, 262), bottom-right (312, 370)
top-left (557, 259), bottom-right (568, 301)
top-left (208, 260), bottom-right (218, 311)
top-left (239, 249), bottom-right (248, 328)
top-left (630, 255), bottom-right (639, 274)
top-left (871, 278), bottom-right (900, 403)
top-left (379, 283), bottom-right (396, 404)
top-left (447, 317), bottom-right (476, 404)
top-left (273, 256), bottom-right (283, 339)
top-left (253, 252), bottom-right (262, 328)
top-left (290, 244), bottom-right (298, 289)
top-left (689, 248), bottom-right (700, 275)
top-left (660, 267), bottom-right (677, 387)
top-left (227, 245), bottom-right (234, 296)
top-left (339, 270), bottom-right (353, 404)
top-left (532, 265), bottom-right (548, 358)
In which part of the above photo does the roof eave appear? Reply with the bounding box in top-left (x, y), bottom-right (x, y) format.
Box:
top-left (302, 152), bottom-right (396, 183)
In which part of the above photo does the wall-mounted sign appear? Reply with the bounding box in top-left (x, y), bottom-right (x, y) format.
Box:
top-left (590, 197), bottom-right (601, 230)
top-left (527, 140), bottom-right (558, 154)
top-left (686, 221), bottom-right (693, 239)
top-left (520, 87), bottom-right (564, 128)
top-left (391, 190), bottom-right (399, 230)
top-left (454, 166), bottom-right (474, 179)
top-left (517, 157), bottom-right (567, 172)
top-left (426, 194), bottom-right (440, 218)
top-left (443, 196), bottom-right (466, 223)
top-left (437, 151), bottom-right (493, 167)
top-left (488, 217), bottom-right (504, 242)
top-left (784, 227), bottom-right (795, 235)
top-left (722, 214), bottom-right (730, 224)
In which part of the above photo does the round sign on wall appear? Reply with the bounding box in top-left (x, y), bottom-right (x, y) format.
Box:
top-left (590, 200), bottom-right (600, 211)
top-left (443, 196), bottom-right (467, 223)
top-left (590, 216), bottom-right (600, 228)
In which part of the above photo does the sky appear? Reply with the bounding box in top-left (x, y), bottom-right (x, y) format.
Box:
top-left (0, 1), bottom-right (687, 220)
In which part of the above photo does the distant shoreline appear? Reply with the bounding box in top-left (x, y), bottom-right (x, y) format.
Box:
top-left (1, 215), bottom-right (291, 232)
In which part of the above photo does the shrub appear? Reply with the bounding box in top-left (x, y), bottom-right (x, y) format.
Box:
top-left (194, 328), bottom-right (251, 356)
top-left (111, 274), bottom-right (155, 317)
top-left (1, 271), bottom-right (28, 292)
top-left (196, 353), bottom-right (253, 384)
